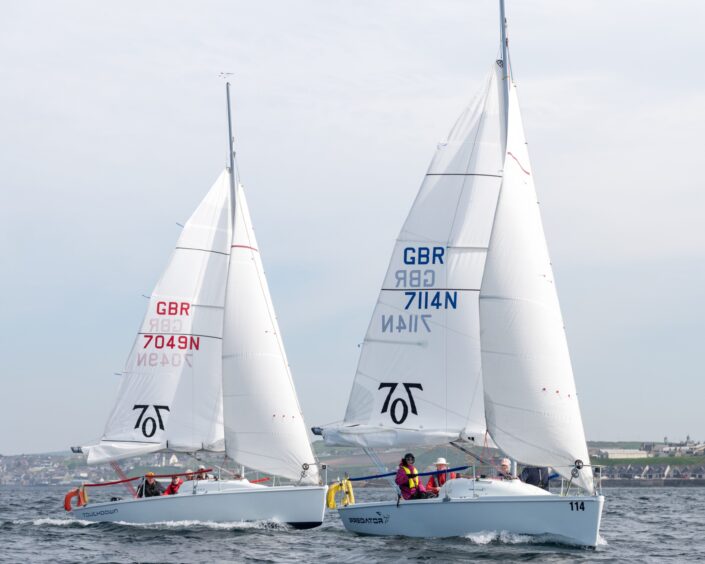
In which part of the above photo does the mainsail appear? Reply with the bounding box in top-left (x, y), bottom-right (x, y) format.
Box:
top-left (479, 82), bottom-right (593, 492)
top-left (86, 171), bottom-right (231, 464)
top-left (222, 183), bottom-right (319, 484)
top-left (321, 65), bottom-right (505, 448)
top-left (85, 171), bottom-right (319, 484)
top-left (321, 47), bottom-right (593, 491)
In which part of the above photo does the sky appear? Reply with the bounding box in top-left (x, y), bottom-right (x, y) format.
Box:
top-left (1, 0), bottom-right (704, 455)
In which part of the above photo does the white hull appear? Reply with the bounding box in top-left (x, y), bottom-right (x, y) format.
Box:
top-left (337, 479), bottom-right (604, 547)
top-left (71, 482), bottom-right (327, 528)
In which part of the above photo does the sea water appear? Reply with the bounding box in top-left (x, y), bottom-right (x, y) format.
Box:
top-left (2, 486), bottom-right (704, 563)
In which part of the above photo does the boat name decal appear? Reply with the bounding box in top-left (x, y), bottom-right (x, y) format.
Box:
top-left (81, 508), bottom-right (119, 518)
top-left (349, 512), bottom-right (390, 525)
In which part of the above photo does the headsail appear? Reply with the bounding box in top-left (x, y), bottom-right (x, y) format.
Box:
top-left (85, 171), bottom-right (231, 464)
top-left (479, 82), bottom-right (594, 492)
top-left (321, 66), bottom-right (505, 449)
top-left (222, 183), bottom-right (319, 484)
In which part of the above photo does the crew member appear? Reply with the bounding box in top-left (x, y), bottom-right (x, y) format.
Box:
top-left (137, 471), bottom-right (165, 497)
top-left (425, 457), bottom-right (457, 495)
top-left (395, 453), bottom-right (428, 500)
top-left (520, 466), bottom-right (551, 491)
top-left (163, 475), bottom-right (183, 495)
top-left (497, 458), bottom-right (514, 480)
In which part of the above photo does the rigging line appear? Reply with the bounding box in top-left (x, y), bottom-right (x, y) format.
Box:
top-left (380, 287), bottom-right (480, 292)
top-left (175, 246), bottom-right (229, 256)
top-left (137, 332), bottom-right (222, 340)
top-left (449, 440), bottom-right (496, 469)
top-left (426, 173), bottom-right (502, 178)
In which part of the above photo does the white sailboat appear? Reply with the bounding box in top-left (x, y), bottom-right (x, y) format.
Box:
top-left (67, 84), bottom-right (327, 528)
top-left (316, 1), bottom-right (604, 547)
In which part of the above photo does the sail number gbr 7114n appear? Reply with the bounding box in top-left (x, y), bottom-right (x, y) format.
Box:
top-left (382, 246), bottom-right (457, 335)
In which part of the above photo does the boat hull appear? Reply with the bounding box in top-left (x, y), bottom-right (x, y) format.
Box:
top-left (70, 484), bottom-right (327, 528)
top-left (337, 488), bottom-right (604, 547)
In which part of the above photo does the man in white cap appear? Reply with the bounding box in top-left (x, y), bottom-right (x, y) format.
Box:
top-left (425, 457), bottom-right (458, 496)
top-left (497, 457), bottom-right (514, 480)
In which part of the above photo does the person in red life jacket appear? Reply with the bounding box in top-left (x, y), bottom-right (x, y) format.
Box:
top-left (425, 457), bottom-right (457, 496)
top-left (395, 453), bottom-right (429, 500)
top-left (163, 475), bottom-right (183, 496)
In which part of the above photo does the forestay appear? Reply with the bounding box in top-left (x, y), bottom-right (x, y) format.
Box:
top-left (322, 66), bottom-right (505, 449)
top-left (479, 83), bottom-right (593, 492)
top-left (222, 183), bottom-right (319, 484)
top-left (86, 171), bottom-right (231, 464)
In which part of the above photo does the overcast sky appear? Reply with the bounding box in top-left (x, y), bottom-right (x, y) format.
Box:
top-left (2, 1), bottom-right (704, 455)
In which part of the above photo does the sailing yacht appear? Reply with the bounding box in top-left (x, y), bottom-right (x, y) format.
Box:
top-left (315, 1), bottom-right (604, 547)
top-left (66, 84), bottom-right (327, 527)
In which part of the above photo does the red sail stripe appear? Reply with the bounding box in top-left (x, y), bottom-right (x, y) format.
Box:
top-left (231, 244), bottom-right (259, 252)
top-left (507, 151), bottom-right (531, 175)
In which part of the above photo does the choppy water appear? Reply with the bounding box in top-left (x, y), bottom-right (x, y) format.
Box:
top-left (2, 486), bottom-right (704, 563)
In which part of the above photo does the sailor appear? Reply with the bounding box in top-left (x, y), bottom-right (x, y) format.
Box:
top-left (395, 453), bottom-right (429, 500)
top-left (425, 457), bottom-right (457, 495)
top-left (195, 466), bottom-right (209, 480)
top-left (519, 466), bottom-right (552, 491)
top-left (497, 458), bottom-right (514, 480)
top-left (163, 475), bottom-right (184, 495)
top-left (137, 471), bottom-right (165, 497)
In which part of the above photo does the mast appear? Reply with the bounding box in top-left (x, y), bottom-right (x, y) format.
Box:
top-left (499, 0), bottom-right (510, 128)
top-left (225, 82), bottom-right (237, 221)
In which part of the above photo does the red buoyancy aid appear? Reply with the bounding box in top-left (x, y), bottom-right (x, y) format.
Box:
top-left (426, 471), bottom-right (457, 489)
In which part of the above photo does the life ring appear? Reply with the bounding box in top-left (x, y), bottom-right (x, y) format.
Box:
top-left (64, 486), bottom-right (88, 511)
top-left (326, 478), bottom-right (355, 509)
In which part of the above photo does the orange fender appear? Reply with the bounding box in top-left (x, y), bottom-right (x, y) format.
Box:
top-left (64, 487), bottom-right (88, 511)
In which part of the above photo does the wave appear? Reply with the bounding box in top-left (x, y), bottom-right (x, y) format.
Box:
top-left (110, 519), bottom-right (289, 531)
top-left (463, 530), bottom-right (535, 545)
top-left (8, 517), bottom-right (287, 531)
top-left (11, 518), bottom-right (93, 527)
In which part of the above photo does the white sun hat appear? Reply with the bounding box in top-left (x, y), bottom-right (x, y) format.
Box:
top-left (433, 457), bottom-right (448, 465)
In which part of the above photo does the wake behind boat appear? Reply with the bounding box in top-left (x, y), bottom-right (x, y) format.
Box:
top-left (65, 83), bottom-right (326, 528)
top-left (316, 0), bottom-right (604, 547)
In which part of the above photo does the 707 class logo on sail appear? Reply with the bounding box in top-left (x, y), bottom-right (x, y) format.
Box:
top-left (381, 246), bottom-right (457, 334)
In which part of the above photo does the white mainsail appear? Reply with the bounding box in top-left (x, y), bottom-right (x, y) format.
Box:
top-left (322, 66), bottom-right (505, 449)
top-left (86, 171), bottom-right (231, 464)
top-left (322, 56), bottom-right (593, 491)
top-left (222, 183), bottom-right (319, 484)
top-left (86, 172), bottom-right (319, 484)
top-left (480, 82), bottom-right (593, 492)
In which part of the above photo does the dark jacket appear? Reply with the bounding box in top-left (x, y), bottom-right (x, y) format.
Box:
top-left (138, 478), bottom-right (165, 498)
top-left (520, 466), bottom-right (550, 490)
